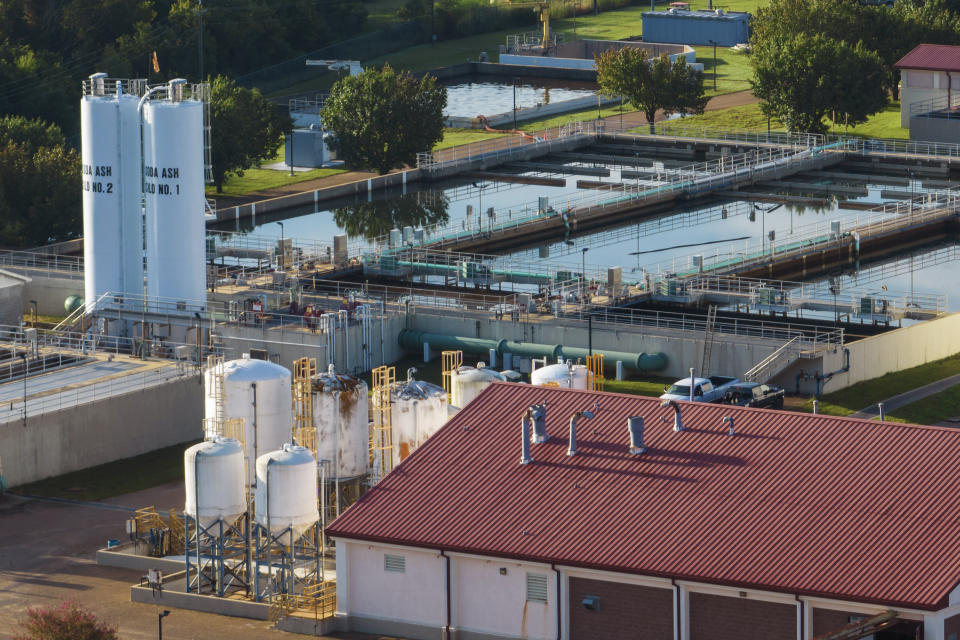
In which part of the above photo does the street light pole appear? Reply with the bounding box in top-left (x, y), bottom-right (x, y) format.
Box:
top-left (709, 41), bottom-right (717, 92)
top-left (18, 353), bottom-right (26, 429)
top-left (581, 247), bottom-right (589, 298)
top-left (278, 221), bottom-right (285, 271)
top-left (513, 78), bottom-right (518, 130)
top-left (158, 610), bottom-right (170, 640)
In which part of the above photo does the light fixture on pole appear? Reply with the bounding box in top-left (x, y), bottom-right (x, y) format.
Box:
top-left (581, 247), bottom-right (589, 297)
top-left (158, 610), bottom-right (170, 640)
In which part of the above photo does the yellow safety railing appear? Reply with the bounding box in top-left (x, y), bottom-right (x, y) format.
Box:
top-left (441, 350), bottom-right (462, 399)
top-left (586, 353), bottom-right (605, 392)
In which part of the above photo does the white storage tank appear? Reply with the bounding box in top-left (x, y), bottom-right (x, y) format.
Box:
top-left (312, 365), bottom-right (368, 480)
top-left (142, 79), bottom-right (206, 309)
top-left (390, 368), bottom-right (448, 468)
top-left (254, 444), bottom-right (318, 537)
top-left (531, 361), bottom-right (589, 390)
top-left (204, 355), bottom-right (293, 486)
top-left (184, 437), bottom-right (247, 531)
top-left (450, 362), bottom-right (505, 408)
top-left (80, 73), bottom-right (146, 308)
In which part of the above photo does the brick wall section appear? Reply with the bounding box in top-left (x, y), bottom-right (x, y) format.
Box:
top-left (811, 608), bottom-right (866, 637)
top-left (944, 613), bottom-right (960, 640)
top-left (689, 592), bottom-right (795, 640)
top-left (568, 577), bottom-right (673, 640)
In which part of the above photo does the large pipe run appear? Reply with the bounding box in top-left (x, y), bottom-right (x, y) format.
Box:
top-left (398, 330), bottom-right (667, 372)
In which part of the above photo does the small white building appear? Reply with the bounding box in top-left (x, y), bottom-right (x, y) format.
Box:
top-left (0, 269), bottom-right (30, 326)
top-left (895, 44), bottom-right (960, 128)
top-left (329, 383), bottom-right (960, 640)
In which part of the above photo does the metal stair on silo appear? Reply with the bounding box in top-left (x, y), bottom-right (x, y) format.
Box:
top-left (699, 305), bottom-right (718, 376)
top-left (292, 357), bottom-right (317, 457)
top-left (370, 365), bottom-right (396, 484)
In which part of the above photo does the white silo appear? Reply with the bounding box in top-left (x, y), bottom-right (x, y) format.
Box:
top-left (531, 361), bottom-right (589, 390)
top-left (204, 355), bottom-right (293, 486)
top-left (450, 363), bottom-right (505, 408)
top-left (184, 437), bottom-right (247, 532)
top-left (80, 73), bottom-right (145, 309)
top-left (311, 364), bottom-right (368, 479)
top-left (254, 444), bottom-right (319, 537)
top-left (390, 368), bottom-right (448, 468)
top-left (142, 79), bottom-right (206, 308)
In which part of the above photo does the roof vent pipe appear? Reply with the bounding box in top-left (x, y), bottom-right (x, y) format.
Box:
top-left (521, 409), bottom-right (534, 464)
top-left (661, 399), bottom-right (684, 432)
top-left (688, 367), bottom-right (696, 403)
top-left (407, 367), bottom-right (417, 383)
top-left (628, 416), bottom-right (647, 454)
top-left (723, 416), bottom-right (734, 436)
top-left (530, 403), bottom-right (548, 443)
top-left (567, 402), bottom-right (599, 457)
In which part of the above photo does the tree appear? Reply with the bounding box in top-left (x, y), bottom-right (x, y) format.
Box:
top-left (595, 48), bottom-right (708, 134)
top-left (14, 600), bottom-right (117, 640)
top-left (321, 63), bottom-right (446, 175)
top-left (751, 33), bottom-right (888, 134)
top-left (209, 75), bottom-right (291, 193)
top-left (0, 116), bottom-right (80, 248)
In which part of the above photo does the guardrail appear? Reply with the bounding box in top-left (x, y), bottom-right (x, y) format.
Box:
top-left (554, 304), bottom-right (845, 348)
top-left (401, 140), bottom-right (848, 252)
top-left (742, 336), bottom-right (803, 383)
top-left (0, 365), bottom-right (196, 424)
top-left (909, 93), bottom-right (960, 117)
top-left (0, 249), bottom-right (84, 278)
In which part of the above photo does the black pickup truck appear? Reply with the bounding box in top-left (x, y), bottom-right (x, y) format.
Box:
top-left (720, 382), bottom-right (786, 409)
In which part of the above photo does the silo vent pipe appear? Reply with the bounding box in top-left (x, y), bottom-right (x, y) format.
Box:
top-left (530, 403), bottom-right (548, 443)
top-left (521, 409), bottom-right (533, 465)
top-left (628, 416), bottom-right (647, 454)
top-left (660, 399), bottom-right (684, 432)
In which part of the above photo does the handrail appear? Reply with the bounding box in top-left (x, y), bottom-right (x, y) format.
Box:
top-left (742, 336), bottom-right (802, 382)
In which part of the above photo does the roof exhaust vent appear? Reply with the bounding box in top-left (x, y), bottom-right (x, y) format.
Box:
top-left (628, 416), bottom-right (647, 455)
top-left (660, 399), bottom-right (684, 432)
top-left (723, 416), bottom-right (734, 436)
top-left (567, 402), bottom-right (600, 457)
top-left (521, 409), bottom-right (534, 465)
top-left (407, 367), bottom-right (417, 383)
top-left (530, 403), bottom-right (548, 443)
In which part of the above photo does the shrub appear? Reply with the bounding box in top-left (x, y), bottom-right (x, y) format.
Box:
top-left (14, 600), bottom-right (118, 640)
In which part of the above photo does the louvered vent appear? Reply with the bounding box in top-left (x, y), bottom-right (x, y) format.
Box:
top-left (384, 554), bottom-right (406, 573)
top-left (526, 572), bottom-right (548, 603)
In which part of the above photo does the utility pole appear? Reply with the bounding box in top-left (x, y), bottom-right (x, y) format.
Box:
top-left (198, 0), bottom-right (204, 82)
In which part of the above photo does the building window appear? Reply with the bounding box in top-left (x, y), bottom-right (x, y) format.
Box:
top-left (526, 572), bottom-right (548, 603)
top-left (384, 554), bottom-right (406, 573)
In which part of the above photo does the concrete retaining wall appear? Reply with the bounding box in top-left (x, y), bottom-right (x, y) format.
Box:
top-left (213, 169), bottom-right (419, 223)
top-left (407, 310), bottom-right (780, 379)
top-left (131, 580), bottom-right (270, 620)
top-left (0, 375), bottom-right (203, 487)
top-left (910, 115), bottom-right (960, 144)
top-left (814, 311), bottom-right (960, 396)
top-left (2, 268), bottom-right (83, 316)
top-left (216, 313), bottom-right (406, 376)
top-left (445, 95), bottom-right (622, 130)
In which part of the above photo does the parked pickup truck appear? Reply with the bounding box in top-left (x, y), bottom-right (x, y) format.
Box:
top-left (659, 375), bottom-right (739, 403)
top-left (721, 382), bottom-right (786, 409)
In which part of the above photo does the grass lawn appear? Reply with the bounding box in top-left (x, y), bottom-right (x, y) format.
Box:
top-left (435, 127), bottom-right (508, 150)
top-left (887, 386), bottom-right (960, 425)
top-left (604, 376), bottom-right (675, 397)
top-left (800, 353), bottom-right (960, 420)
top-left (650, 100), bottom-right (907, 140)
top-left (206, 166), bottom-right (348, 198)
top-left (14, 440), bottom-right (199, 502)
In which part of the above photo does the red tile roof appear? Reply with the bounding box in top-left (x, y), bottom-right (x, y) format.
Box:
top-left (328, 383), bottom-right (960, 611)
top-left (895, 44), bottom-right (960, 71)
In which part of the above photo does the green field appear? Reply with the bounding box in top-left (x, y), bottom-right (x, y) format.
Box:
top-left (803, 353), bottom-right (960, 424)
top-left (645, 100), bottom-right (907, 139)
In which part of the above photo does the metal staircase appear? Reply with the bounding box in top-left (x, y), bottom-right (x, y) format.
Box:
top-left (742, 336), bottom-right (802, 383)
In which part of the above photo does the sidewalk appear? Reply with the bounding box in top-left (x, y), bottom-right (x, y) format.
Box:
top-left (214, 89), bottom-right (758, 209)
top-left (849, 372), bottom-right (960, 423)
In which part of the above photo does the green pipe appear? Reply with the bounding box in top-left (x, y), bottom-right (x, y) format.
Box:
top-left (559, 346), bottom-right (668, 372)
top-left (398, 330), bottom-right (667, 372)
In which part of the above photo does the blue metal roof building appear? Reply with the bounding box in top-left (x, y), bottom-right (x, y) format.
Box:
top-left (641, 9), bottom-right (750, 47)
